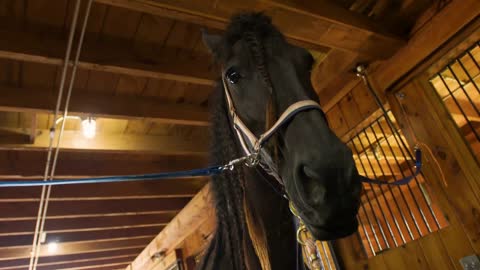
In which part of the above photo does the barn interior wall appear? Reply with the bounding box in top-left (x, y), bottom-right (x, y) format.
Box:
top-left (332, 12), bottom-right (480, 270)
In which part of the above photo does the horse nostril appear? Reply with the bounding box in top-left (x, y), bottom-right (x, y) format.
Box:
top-left (302, 165), bottom-right (321, 179)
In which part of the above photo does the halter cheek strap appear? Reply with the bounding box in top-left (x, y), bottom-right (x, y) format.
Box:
top-left (222, 78), bottom-right (322, 160)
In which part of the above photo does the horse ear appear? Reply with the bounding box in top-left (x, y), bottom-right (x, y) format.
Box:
top-left (201, 29), bottom-right (222, 58)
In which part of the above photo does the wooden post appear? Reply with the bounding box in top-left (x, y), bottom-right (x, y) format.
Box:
top-left (385, 78), bottom-right (480, 267)
top-left (126, 184), bottom-right (216, 270)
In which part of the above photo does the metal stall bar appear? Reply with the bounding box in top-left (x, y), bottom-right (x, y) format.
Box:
top-left (353, 133), bottom-right (397, 247)
top-left (350, 141), bottom-right (383, 255)
top-left (371, 119), bottom-right (417, 240)
top-left (457, 54), bottom-right (480, 96)
top-left (362, 125), bottom-right (412, 244)
top-left (447, 64), bottom-right (480, 116)
top-left (438, 71), bottom-right (480, 143)
top-left (358, 205), bottom-right (378, 255)
top-left (364, 122), bottom-right (431, 236)
top-left (380, 111), bottom-right (437, 236)
top-left (365, 124), bottom-right (408, 244)
top-left (376, 118), bottom-right (442, 231)
top-left (350, 139), bottom-right (390, 249)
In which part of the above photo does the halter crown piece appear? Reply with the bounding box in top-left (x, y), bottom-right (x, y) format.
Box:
top-left (222, 77), bottom-right (324, 270)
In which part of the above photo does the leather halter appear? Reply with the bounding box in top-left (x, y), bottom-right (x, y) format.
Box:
top-left (222, 77), bottom-right (324, 269)
top-left (222, 77), bottom-right (321, 186)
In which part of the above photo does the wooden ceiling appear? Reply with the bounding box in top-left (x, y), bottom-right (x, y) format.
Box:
top-left (0, 0), bottom-right (437, 269)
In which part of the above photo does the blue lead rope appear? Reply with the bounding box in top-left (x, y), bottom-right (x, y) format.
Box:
top-left (0, 166), bottom-right (225, 187)
top-left (0, 149), bottom-right (421, 188)
top-left (359, 148), bottom-right (422, 186)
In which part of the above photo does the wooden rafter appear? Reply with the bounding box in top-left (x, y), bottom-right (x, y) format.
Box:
top-left (0, 255), bottom-right (137, 270)
top-left (0, 214), bottom-right (175, 236)
top-left (0, 226), bottom-right (162, 248)
top-left (0, 25), bottom-right (215, 86)
top-left (319, 0), bottom-right (480, 112)
top-left (0, 177), bottom-right (207, 201)
top-left (0, 87), bottom-right (210, 126)
top-left (0, 213), bottom-right (175, 235)
top-left (95, 0), bottom-right (404, 58)
top-left (0, 237), bottom-right (152, 261)
top-left (0, 249), bottom-right (142, 270)
top-left (0, 128), bottom-right (207, 155)
top-left (0, 150), bottom-right (208, 178)
top-left (0, 197), bottom-right (190, 219)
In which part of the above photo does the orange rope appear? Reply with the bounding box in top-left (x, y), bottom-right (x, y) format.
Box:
top-left (396, 97), bottom-right (448, 187)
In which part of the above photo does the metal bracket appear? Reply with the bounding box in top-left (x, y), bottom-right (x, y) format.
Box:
top-left (460, 255), bottom-right (480, 270)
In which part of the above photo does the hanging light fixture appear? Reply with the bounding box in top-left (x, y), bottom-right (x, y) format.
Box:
top-left (81, 117), bottom-right (96, 139)
top-left (47, 241), bottom-right (59, 253)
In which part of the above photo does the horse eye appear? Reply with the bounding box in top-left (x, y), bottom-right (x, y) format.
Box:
top-left (225, 67), bottom-right (242, 84)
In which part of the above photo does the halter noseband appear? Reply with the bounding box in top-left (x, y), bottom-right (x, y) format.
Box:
top-left (222, 77), bottom-right (322, 182)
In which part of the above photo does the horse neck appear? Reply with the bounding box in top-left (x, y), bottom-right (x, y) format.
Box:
top-left (243, 168), bottom-right (298, 270)
top-left (200, 88), bottom-right (297, 269)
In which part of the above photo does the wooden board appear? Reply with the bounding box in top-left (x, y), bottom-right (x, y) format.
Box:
top-left (95, 0), bottom-right (404, 57)
top-left (0, 24), bottom-right (215, 86)
top-left (127, 184), bottom-right (215, 270)
top-left (319, 0), bottom-right (480, 113)
top-left (0, 150), bottom-right (208, 178)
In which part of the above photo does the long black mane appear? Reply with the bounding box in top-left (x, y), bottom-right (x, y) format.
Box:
top-left (197, 13), bottom-right (297, 270)
top-left (200, 84), bottom-right (248, 269)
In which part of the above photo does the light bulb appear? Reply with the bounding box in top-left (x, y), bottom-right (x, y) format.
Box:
top-left (81, 117), bottom-right (96, 139)
top-left (47, 242), bottom-right (58, 253)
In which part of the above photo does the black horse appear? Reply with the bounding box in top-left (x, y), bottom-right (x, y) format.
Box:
top-left (199, 13), bottom-right (363, 270)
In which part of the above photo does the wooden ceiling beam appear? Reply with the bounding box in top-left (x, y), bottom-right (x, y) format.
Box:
top-left (261, 0), bottom-right (403, 58)
top-left (35, 255), bottom-right (135, 270)
top-left (0, 86), bottom-right (210, 127)
top-left (0, 248), bottom-right (144, 270)
top-left (0, 178), bottom-right (207, 201)
top-left (0, 197), bottom-right (190, 219)
top-left (2, 224), bottom-right (164, 238)
top-left (0, 212), bottom-right (180, 222)
top-left (95, 0), bottom-right (404, 58)
top-left (63, 262), bottom-right (130, 270)
top-left (0, 150), bottom-right (208, 178)
top-left (0, 25), bottom-right (215, 86)
top-left (0, 226), bottom-right (162, 248)
top-left (1, 256), bottom-right (134, 270)
top-left (0, 128), bottom-right (208, 155)
top-left (0, 237), bottom-right (152, 261)
top-left (318, 0), bottom-right (480, 112)
top-left (0, 214), bottom-right (176, 236)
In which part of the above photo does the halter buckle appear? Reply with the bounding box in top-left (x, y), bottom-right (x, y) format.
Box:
top-left (245, 151), bottom-right (260, 167)
top-left (222, 151), bottom-right (260, 171)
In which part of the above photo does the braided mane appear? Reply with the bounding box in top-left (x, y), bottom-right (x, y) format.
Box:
top-left (197, 13), bottom-right (289, 270)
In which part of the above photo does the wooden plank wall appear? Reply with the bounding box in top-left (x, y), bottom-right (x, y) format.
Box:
top-left (332, 18), bottom-right (480, 270)
top-left (141, 3), bottom-right (480, 269)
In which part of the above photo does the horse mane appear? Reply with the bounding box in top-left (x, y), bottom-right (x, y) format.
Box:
top-left (197, 13), bottom-right (284, 270)
top-left (199, 84), bottom-right (247, 270)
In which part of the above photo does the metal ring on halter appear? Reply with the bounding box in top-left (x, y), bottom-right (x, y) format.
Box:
top-left (290, 202), bottom-right (309, 246)
top-left (245, 141), bottom-right (261, 167)
top-left (296, 224), bottom-right (309, 246)
top-left (245, 151), bottom-right (260, 167)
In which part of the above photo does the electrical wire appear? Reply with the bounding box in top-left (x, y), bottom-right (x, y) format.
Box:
top-left (28, 1), bottom-right (82, 269)
top-left (32, 3), bottom-right (93, 266)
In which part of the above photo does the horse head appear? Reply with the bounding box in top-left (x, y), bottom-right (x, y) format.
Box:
top-left (203, 13), bottom-right (362, 241)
